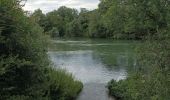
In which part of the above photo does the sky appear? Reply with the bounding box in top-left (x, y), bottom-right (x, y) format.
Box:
top-left (23, 0), bottom-right (100, 13)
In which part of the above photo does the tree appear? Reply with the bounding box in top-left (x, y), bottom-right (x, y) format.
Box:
top-left (66, 20), bottom-right (82, 37)
top-left (43, 6), bottom-right (78, 37)
top-left (0, 1), bottom-right (83, 99)
top-left (107, 0), bottom-right (170, 99)
top-left (45, 10), bottom-right (64, 37)
top-left (0, 0), bottom-right (49, 98)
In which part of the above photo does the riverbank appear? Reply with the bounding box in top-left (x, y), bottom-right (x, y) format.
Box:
top-left (107, 40), bottom-right (170, 100)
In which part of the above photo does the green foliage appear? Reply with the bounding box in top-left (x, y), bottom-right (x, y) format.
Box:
top-left (47, 68), bottom-right (83, 100)
top-left (108, 74), bottom-right (145, 100)
top-left (0, 0), bottom-right (48, 98)
top-left (32, 0), bottom-right (170, 39)
top-left (107, 0), bottom-right (170, 99)
top-left (108, 24), bottom-right (170, 100)
top-left (48, 27), bottom-right (60, 37)
top-left (0, 0), bottom-right (82, 100)
top-left (88, 10), bottom-right (108, 38)
top-left (30, 9), bottom-right (47, 29)
top-left (108, 68), bottom-right (170, 100)
top-left (66, 20), bottom-right (82, 37)
top-left (44, 7), bottom-right (78, 37)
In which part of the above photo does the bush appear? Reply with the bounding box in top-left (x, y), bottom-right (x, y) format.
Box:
top-left (46, 68), bottom-right (83, 100)
top-left (0, 0), bottom-right (83, 100)
top-left (108, 40), bottom-right (170, 100)
top-left (108, 73), bottom-right (145, 100)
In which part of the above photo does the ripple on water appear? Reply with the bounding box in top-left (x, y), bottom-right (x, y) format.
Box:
top-left (48, 50), bottom-right (127, 100)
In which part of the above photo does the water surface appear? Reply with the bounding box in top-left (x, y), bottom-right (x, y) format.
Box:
top-left (48, 39), bottom-right (137, 100)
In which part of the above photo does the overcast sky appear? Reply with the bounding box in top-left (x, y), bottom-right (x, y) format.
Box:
top-left (23, 0), bottom-right (100, 13)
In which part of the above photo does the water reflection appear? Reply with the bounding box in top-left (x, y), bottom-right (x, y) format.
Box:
top-left (49, 51), bottom-right (126, 83)
top-left (48, 50), bottom-right (127, 100)
top-left (48, 39), bottom-right (137, 100)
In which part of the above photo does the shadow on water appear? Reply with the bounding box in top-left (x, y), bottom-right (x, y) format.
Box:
top-left (48, 39), bottom-right (138, 100)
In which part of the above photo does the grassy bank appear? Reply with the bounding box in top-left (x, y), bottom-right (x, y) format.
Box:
top-left (47, 68), bottom-right (83, 100)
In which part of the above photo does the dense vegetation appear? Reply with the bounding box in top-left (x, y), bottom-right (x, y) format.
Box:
top-left (108, 39), bottom-right (170, 100)
top-left (31, 0), bottom-right (170, 98)
top-left (30, 0), bottom-right (170, 99)
top-left (32, 0), bottom-right (170, 40)
top-left (106, 0), bottom-right (170, 100)
top-left (1, 0), bottom-right (170, 100)
top-left (0, 0), bottom-right (82, 100)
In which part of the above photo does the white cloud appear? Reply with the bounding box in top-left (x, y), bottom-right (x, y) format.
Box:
top-left (23, 0), bottom-right (100, 13)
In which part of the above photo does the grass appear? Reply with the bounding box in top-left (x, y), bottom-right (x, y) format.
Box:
top-left (47, 68), bottom-right (83, 100)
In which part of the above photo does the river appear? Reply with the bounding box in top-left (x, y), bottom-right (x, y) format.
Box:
top-left (48, 38), bottom-right (137, 100)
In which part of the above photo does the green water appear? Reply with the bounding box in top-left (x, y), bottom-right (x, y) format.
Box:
top-left (48, 38), bottom-right (138, 100)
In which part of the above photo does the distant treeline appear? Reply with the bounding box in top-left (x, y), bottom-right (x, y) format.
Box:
top-left (0, 0), bottom-right (170, 100)
top-left (31, 0), bottom-right (169, 39)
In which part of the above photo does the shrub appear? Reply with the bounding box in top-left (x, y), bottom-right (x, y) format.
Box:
top-left (46, 68), bottom-right (83, 100)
